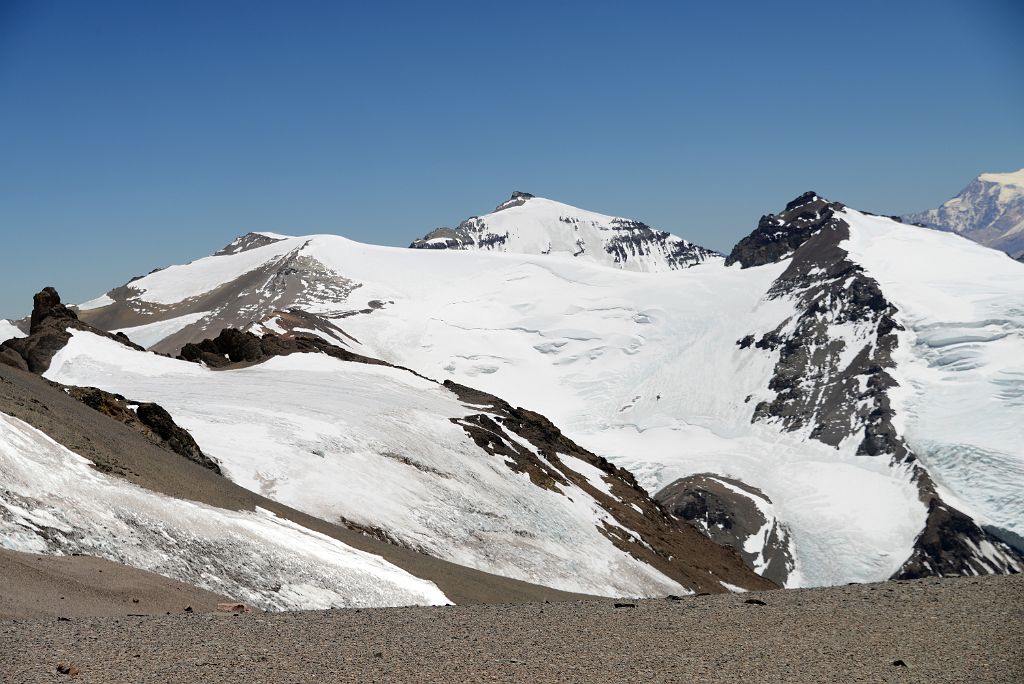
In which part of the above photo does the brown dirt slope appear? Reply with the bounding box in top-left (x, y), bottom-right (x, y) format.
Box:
top-left (0, 550), bottom-right (231, 619)
top-left (0, 575), bottom-right (1020, 683)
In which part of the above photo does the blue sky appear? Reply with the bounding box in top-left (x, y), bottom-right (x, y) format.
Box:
top-left (1, 0), bottom-right (1022, 318)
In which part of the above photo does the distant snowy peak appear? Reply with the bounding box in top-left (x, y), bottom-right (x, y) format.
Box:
top-left (410, 192), bottom-right (721, 272)
top-left (903, 168), bottom-right (1024, 258)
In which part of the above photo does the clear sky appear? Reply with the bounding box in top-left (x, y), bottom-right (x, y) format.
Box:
top-left (1, 0), bottom-right (1022, 318)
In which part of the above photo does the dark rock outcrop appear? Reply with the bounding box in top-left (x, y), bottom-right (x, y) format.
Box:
top-left (896, 481), bottom-right (1023, 578)
top-left (66, 386), bottom-right (220, 474)
top-left (410, 217), bottom-right (509, 251)
top-left (602, 219), bottom-right (721, 268)
top-left (0, 346), bottom-right (28, 372)
top-left (1, 289), bottom-right (218, 475)
top-left (214, 232), bottom-right (286, 256)
top-left (655, 474), bottom-right (794, 586)
top-left (747, 219), bottom-right (906, 458)
top-left (1, 288), bottom-right (143, 373)
top-left (725, 192), bottom-right (845, 268)
top-left (494, 191), bottom-right (535, 212)
top-left (179, 328), bottom-right (390, 370)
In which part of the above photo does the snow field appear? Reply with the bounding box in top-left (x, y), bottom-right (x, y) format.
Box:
top-left (45, 330), bottom-right (686, 597)
top-left (0, 410), bottom-right (449, 610)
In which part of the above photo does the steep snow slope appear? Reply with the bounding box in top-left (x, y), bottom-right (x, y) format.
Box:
top-left (845, 210), bottom-right (1024, 548)
top-left (43, 330), bottom-right (705, 598)
top-left (0, 410), bottom-right (449, 610)
top-left (904, 169), bottom-right (1024, 258)
top-left (410, 192), bottom-right (720, 271)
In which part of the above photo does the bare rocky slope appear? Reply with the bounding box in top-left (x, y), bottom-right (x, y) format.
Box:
top-left (0, 549), bottom-right (232, 620)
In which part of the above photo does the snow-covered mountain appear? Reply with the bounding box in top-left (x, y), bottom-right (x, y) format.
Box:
top-left (15, 190), bottom-right (1024, 592)
top-left (410, 192), bottom-right (720, 271)
top-left (904, 169), bottom-right (1024, 258)
top-left (2, 287), bottom-right (770, 601)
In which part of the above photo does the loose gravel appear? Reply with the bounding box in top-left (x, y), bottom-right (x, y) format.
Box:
top-left (2, 574), bottom-right (1021, 683)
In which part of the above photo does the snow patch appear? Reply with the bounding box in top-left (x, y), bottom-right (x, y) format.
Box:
top-left (0, 320), bottom-right (26, 343)
top-left (112, 311), bottom-right (213, 349)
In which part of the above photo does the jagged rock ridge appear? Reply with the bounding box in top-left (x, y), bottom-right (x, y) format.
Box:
top-left (733, 194), bottom-right (1024, 578)
top-left (1, 287), bottom-right (143, 373)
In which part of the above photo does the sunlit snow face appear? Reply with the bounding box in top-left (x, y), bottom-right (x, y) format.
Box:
top-left (0, 410), bottom-right (450, 611)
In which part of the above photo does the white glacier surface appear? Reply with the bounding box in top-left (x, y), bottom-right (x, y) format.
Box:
top-left (844, 208), bottom-right (1024, 545)
top-left (0, 410), bottom-right (449, 610)
top-left (44, 330), bottom-right (686, 598)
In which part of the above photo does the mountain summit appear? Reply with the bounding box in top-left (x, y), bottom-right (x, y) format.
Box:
top-left (410, 192), bottom-right (720, 271)
top-left (904, 169), bottom-right (1024, 258)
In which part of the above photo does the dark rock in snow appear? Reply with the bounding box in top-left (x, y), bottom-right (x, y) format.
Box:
top-left (655, 474), bottom-right (794, 586)
top-left (725, 192), bottom-right (845, 268)
top-left (214, 232), bottom-right (286, 256)
top-left (65, 386), bottom-right (221, 474)
top-left (732, 196), bottom-right (1024, 579)
top-left (494, 191), bottom-right (536, 212)
top-left (1, 288), bottom-right (143, 373)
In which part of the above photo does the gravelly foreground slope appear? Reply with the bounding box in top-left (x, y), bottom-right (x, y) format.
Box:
top-left (0, 550), bottom-right (230, 619)
top-left (2, 575), bottom-right (1020, 683)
